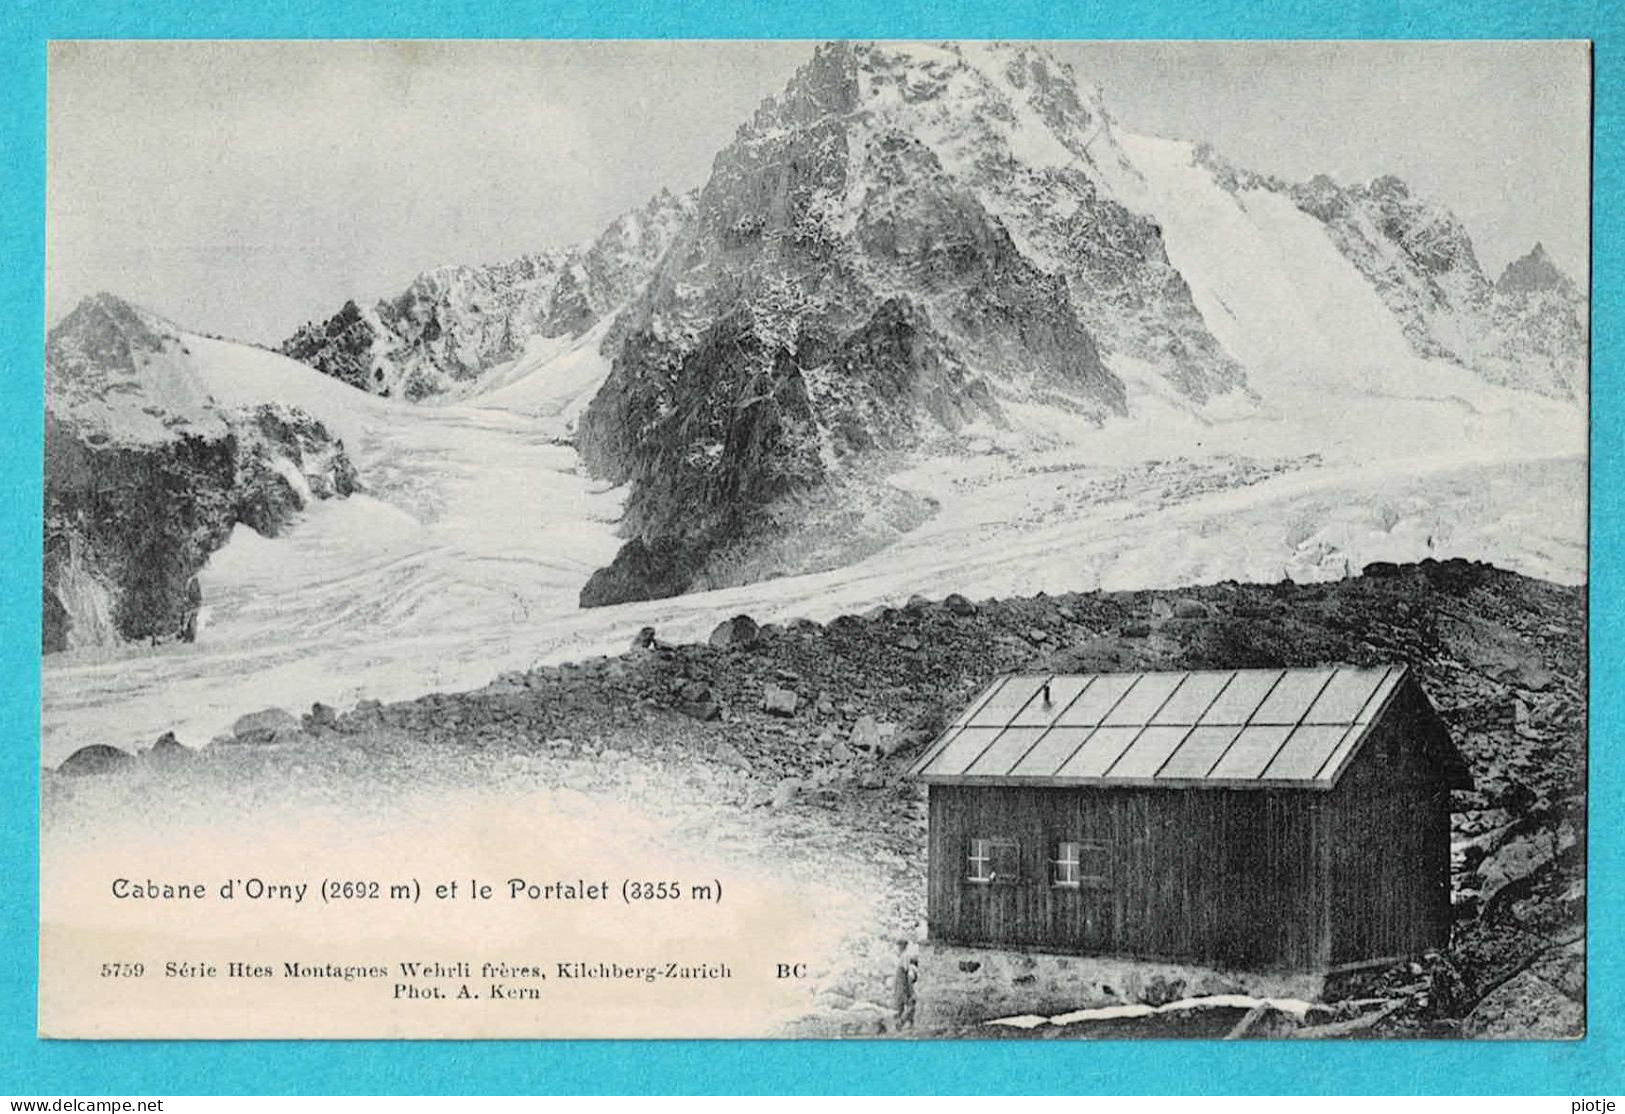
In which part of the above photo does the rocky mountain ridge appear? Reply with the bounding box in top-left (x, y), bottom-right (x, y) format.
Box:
top-left (280, 187), bottom-right (695, 400)
top-left (1195, 148), bottom-right (1587, 401)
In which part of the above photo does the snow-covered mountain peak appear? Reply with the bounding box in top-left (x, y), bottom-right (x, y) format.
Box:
top-left (46, 293), bottom-right (225, 445)
top-left (49, 292), bottom-right (178, 374)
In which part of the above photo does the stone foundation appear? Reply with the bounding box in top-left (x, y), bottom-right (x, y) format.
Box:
top-left (916, 941), bottom-right (1326, 1029)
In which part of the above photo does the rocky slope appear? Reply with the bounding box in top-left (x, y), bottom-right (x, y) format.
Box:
top-left (53, 559), bottom-right (1584, 1038)
top-left (44, 294), bottom-right (358, 652)
top-left (280, 188), bottom-right (695, 400)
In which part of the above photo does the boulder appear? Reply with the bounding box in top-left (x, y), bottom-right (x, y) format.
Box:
top-left (306, 702), bottom-right (338, 729)
top-left (896, 633), bottom-right (922, 652)
top-left (709, 614), bottom-right (761, 650)
top-left (233, 707), bottom-right (299, 739)
top-left (944, 593), bottom-right (977, 616)
top-left (630, 625), bottom-right (658, 651)
top-left (1173, 597), bottom-right (1211, 619)
top-left (904, 594), bottom-right (933, 613)
top-left (850, 715), bottom-right (881, 753)
top-left (57, 744), bottom-right (133, 777)
top-left (677, 700), bottom-right (721, 723)
top-left (762, 684), bottom-right (799, 718)
top-left (145, 731), bottom-right (191, 764)
top-left (1477, 824), bottom-right (1574, 910)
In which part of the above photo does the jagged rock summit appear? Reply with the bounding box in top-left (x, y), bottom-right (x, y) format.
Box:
top-left (1497, 242), bottom-right (1576, 296)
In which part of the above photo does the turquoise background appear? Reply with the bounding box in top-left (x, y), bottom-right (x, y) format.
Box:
top-left (1, 0), bottom-right (1617, 1095)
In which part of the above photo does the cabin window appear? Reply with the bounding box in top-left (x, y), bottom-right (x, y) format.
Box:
top-left (967, 838), bottom-right (1020, 885)
top-left (1052, 840), bottom-right (1111, 888)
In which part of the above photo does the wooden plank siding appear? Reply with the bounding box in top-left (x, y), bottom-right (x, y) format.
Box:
top-left (1323, 686), bottom-right (1455, 965)
top-left (928, 784), bottom-right (1333, 971)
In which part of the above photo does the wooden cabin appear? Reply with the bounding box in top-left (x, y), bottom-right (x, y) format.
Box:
top-left (909, 665), bottom-right (1472, 973)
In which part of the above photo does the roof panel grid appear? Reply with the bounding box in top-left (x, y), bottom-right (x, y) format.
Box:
top-left (913, 665), bottom-right (1416, 788)
top-left (1208, 724), bottom-right (1292, 780)
top-left (1010, 727), bottom-right (1095, 777)
top-left (965, 726), bottom-right (1051, 776)
top-left (1011, 676), bottom-right (1095, 727)
top-left (1155, 725), bottom-right (1243, 779)
top-left (1303, 666), bottom-right (1391, 723)
top-left (1199, 670), bottom-right (1285, 725)
top-left (1356, 669), bottom-right (1404, 723)
top-left (1055, 726), bottom-right (1142, 779)
top-left (1106, 725), bottom-right (1195, 779)
top-left (1314, 721), bottom-right (1369, 780)
top-left (1151, 671), bottom-right (1236, 724)
top-left (1251, 668), bottom-right (1336, 724)
top-left (947, 679), bottom-right (1005, 729)
top-left (1263, 724), bottom-right (1358, 781)
top-left (1055, 673), bottom-right (1142, 727)
top-left (1103, 672), bottom-right (1188, 725)
top-left (920, 727), bottom-right (1004, 777)
top-left (963, 675), bottom-right (1050, 728)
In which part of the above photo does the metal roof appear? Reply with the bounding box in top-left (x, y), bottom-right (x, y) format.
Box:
top-left (910, 665), bottom-right (1410, 790)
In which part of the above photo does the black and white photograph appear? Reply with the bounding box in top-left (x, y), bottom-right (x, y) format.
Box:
top-left (40, 39), bottom-right (1588, 1040)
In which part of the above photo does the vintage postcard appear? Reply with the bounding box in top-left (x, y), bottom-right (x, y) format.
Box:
top-left (40, 39), bottom-right (1588, 1040)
